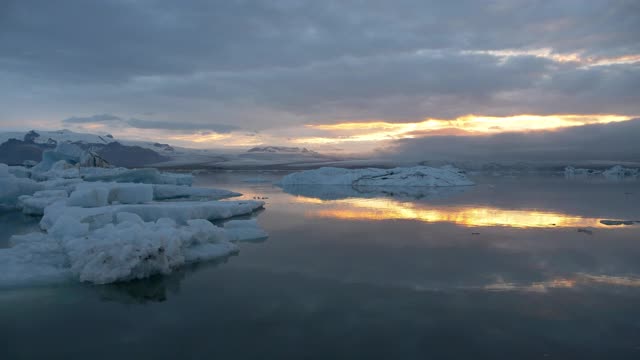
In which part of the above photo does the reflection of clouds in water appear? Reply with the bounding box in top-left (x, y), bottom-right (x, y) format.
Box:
top-left (279, 184), bottom-right (469, 201)
top-left (294, 196), bottom-right (629, 229)
top-left (483, 274), bottom-right (640, 293)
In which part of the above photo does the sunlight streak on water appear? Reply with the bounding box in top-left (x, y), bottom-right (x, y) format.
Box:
top-left (293, 196), bottom-right (632, 228)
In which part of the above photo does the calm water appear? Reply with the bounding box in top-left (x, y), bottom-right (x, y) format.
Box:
top-left (2, 172), bottom-right (640, 359)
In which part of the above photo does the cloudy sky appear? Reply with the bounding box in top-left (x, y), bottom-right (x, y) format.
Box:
top-left (1, 0), bottom-right (639, 153)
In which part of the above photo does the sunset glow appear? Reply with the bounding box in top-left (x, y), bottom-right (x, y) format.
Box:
top-left (465, 48), bottom-right (640, 67)
top-left (294, 114), bottom-right (635, 145)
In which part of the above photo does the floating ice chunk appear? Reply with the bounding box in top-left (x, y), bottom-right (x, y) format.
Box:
top-left (564, 165), bottom-right (639, 179)
top-left (81, 167), bottom-right (193, 185)
top-left (54, 142), bottom-right (86, 159)
top-left (1, 203), bottom-right (268, 286)
top-left (1, 217), bottom-right (238, 286)
top-left (41, 178), bottom-right (84, 192)
top-left (17, 190), bottom-right (68, 215)
top-left (7, 166), bottom-right (31, 178)
top-left (0, 173), bottom-right (44, 207)
top-left (152, 184), bottom-right (240, 200)
top-left (41, 200), bottom-right (265, 230)
top-left (60, 218), bottom-right (239, 284)
top-left (32, 160), bottom-right (80, 181)
top-left (115, 212), bottom-right (144, 225)
top-left (48, 215), bottom-right (90, 239)
top-left (603, 165), bottom-right (639, 178)
top-left (279, 166), bottom-right (474, 187)
top-left (0, 234), bottom-right (71, 288)
top-left (564, 166), bottom-right (601, 177)
top-left (31, 147), bottom-right (80, 173)
top-left (73, 182), bottom-right (154, 204)
top-left (0, 163), bottom-right (10, 177)
top-left (67, 187), bottom-right (110, 208)
top-left (223, 219), bottom-right (269, 242)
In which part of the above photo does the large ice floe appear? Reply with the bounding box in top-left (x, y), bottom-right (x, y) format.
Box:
top-left (278, 166), bottom-right (473, 201)
top-left (0, 144), bottom-right (266, 287)
top-left (564, 165), bottom-right (639, 179)
top-left (279, 166), bottom-right (474, 187)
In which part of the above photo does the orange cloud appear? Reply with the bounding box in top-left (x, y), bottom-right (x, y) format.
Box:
top-left (294, 114), bottom-right (635, 145)
top-left (465, 48), bottom-right (640, 67)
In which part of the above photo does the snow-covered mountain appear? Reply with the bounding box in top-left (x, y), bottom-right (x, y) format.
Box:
top-left (0, 129), bottom-right (344, 169)
top-left (0, 129), bottom-right (114, 146)
top-left (0, 129), bottom-right (169, 167)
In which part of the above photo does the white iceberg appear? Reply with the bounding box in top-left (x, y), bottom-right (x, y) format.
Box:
top-left (40, 199), bottom-right (264, 230)
top-left (70, 182), bottom-right (154, 206)
top-left (2, 214), bottom-right (267, 286)
top-left (0, 169), bottom-right (44, 207)
top-left (152, 184), bottom-right (240, 200)
top-left (1, 146), bottom-right (268, 287)
top-left (603, 165), bottom-right (639, 178)
top-left (223, 219), bottom-right (269, 242)
top-left (17, 190), bottom-right (69, 215)
top-left (31, 160), bottom-right (80, 181)
top-left (81, 167), bottom-right (193, 185)
top-left (564, 165), bottom-right (638, 179)
top-left (564, 166), bottom-right (602, 177)
top-left (279, 166), bottom-right (474, 187)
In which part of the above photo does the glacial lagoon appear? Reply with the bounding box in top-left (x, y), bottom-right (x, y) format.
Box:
top-left (2, 171), bottom-right (640, 359)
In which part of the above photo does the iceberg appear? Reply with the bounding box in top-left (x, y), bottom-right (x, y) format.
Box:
top-left (40, 199), bottom-right (264, 230)
top-left (279, 166), bottom-right (474, 187)
top-left (603, 165), bottom-right (639, 178)
top-left (564, 165), bottom-right (638, 179)
top-left (152, 184), bottom-right (240, 200)
top-left (223, 219), bottom-right (269, 242)
top-left (1, 144), bottom-right (268, 287)
top-left (81, 167), bottom-right (193, 185)
top-left (2, 213), bottom-right (267, 286)
top-left (564, 166), bottom-right (602, 177)
top-left (0, 168), bottom-right (44, 207)
top-left (71, 182), bottom-right (154, 205)
top-left (17, 190), bottom-right (69, 215)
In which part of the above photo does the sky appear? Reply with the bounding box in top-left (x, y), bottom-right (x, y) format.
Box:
top-left (1, 0), bottom-right (639, 154)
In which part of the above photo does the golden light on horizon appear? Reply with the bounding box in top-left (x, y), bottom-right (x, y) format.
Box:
top-left (294, 114), bottom-right (635, 145)
top-left (295, 196), bottom-right (629, 229)
top-left (465, 48), bottom-right (640, 67)
top-left (168, 133), bottom-right (231, 143)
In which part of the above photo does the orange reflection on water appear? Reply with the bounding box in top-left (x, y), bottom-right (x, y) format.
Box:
top-left (484, 274), bottom-right (640, 293)
top-left (299, 197), bottom-right (614, 228)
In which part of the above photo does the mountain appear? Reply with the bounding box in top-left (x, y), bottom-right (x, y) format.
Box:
top-left (0, 129), bottom-right (168, 167)
top-left (0, 129), bottom-right (346, 169)
top-left (97, 142), bottom-right (168, 168)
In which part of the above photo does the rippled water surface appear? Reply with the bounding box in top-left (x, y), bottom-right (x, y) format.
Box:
top-left (2, 171), bottom-right (640, 359)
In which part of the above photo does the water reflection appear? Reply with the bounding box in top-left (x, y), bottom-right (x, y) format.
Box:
top-left (295, 196), bottom-right (632, 229)
top-left (98, 257), bottom-right (235, 304)
top-left (280, 184), bottom-right (469, 201)
top-left (484, 274), bottom-right (640, 292)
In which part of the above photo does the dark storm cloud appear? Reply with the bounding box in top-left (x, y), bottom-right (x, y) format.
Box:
top-left (126, 118), bottom-right (238, 133)
top-left (63, 114), bottom-right (122, 123)
top-left (1, 0), bottom-right (639, 128)
top-left (384, 118), bottom-right (640, 163)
